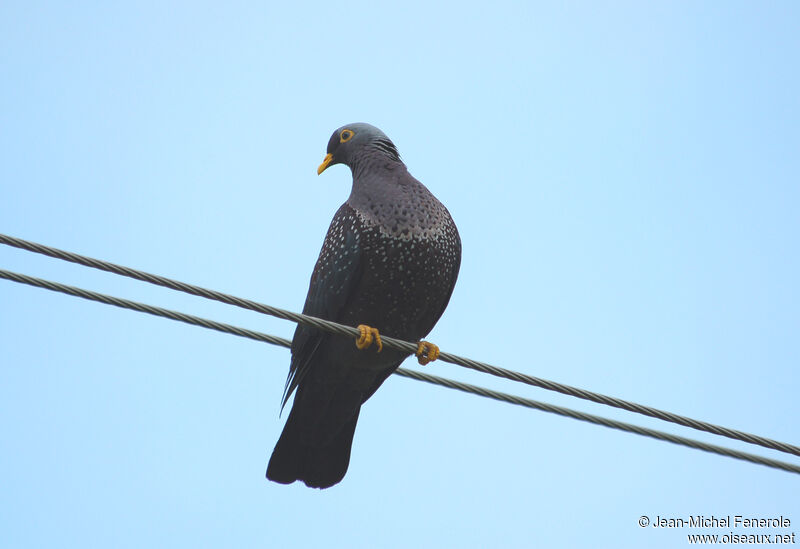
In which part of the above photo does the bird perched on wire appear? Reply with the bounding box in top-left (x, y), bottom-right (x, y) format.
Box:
top-left (266, 123), bottom-right (461, 488)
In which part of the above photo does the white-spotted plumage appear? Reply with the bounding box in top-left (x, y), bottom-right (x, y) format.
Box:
top-left (267, 123), bottom-right (461, 489)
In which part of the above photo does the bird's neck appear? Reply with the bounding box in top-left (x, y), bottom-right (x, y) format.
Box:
top-left (346, 164), bottom-right (446, 238)
top-left (350, 153), bottom-right (405, 182)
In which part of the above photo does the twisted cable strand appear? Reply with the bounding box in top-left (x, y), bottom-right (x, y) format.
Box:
top-left (0, 269), bottom-right (800, 474)
top-left (2, 267), bottom-right (798, 475)
top-left (2, 232), bottom-right (799, 458)
top-left (393, 369), bottom-right (800, 475)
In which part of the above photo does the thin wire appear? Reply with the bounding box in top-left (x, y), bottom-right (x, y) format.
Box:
top-left (2, 268), bottom-right (799, 476)
top-left (2, 232), bottom-right (800, 460)
top-left (0, 268), bottom-right (291, 348)
top-left (393, 370), bottom-right (800, 475)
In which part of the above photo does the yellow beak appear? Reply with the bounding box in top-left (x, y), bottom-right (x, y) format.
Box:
top-left (317, 153), bottom-right (334, 175)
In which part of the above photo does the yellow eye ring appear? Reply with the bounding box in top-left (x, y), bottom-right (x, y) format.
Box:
top-left (340, 129), bottom-right (354, 143)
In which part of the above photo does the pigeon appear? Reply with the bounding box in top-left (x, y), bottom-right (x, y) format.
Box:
top-left (267, 123), bottom-right (461, 488)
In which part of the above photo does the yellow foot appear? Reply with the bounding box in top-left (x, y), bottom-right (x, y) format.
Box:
top-left (416, 341), bottom-right (440, 366)
top-left (355, 324), bottom-right (383, 352)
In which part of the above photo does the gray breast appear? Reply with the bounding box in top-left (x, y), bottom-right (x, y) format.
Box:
top-left (342, 180), bottom-right (461, 342)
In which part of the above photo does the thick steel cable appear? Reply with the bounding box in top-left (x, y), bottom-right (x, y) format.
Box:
top-left (2, 232), bottom-right (800, 460)
top-left (2, 268), bottom-right (799, 476)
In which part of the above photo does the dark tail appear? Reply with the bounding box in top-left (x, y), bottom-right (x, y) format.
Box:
top-left (267, 359), bottom-right (401, 489)
top-left (266, 393), bottom-right (361, 489)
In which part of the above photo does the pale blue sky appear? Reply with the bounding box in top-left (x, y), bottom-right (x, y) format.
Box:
top-left (1, 2), bottom-right (798, 548)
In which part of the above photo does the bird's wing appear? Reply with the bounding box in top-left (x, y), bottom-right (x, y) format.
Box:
top-left (431, 226), bottom-right (462, 326)
top-left (281, 206), bottom-right (364, 408)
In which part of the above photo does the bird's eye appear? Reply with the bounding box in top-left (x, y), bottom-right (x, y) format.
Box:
top-left (340, 129), bottom-right (354, 143)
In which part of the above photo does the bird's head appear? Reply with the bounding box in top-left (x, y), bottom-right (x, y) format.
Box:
top-left (317, 123), bottom-right (400, 175)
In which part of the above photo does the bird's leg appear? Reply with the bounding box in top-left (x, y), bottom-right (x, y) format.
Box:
top-left (416, 341), bottom-right (440, 366)
top-left (355, 325), bottom-right (383, 352)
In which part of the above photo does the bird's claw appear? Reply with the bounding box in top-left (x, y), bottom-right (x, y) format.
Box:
top-left (355, 325), bottom-right (382, 352)
top-left (416, 341), bottom-right (440, 366)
